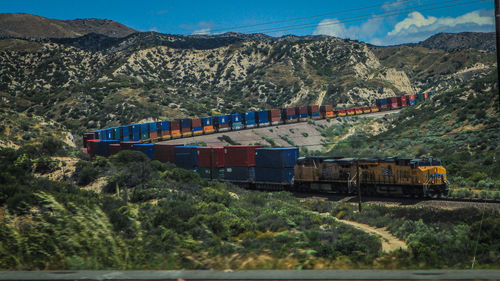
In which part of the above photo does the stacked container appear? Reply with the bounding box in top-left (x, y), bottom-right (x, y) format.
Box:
top-left (363, 106), bottom-right (371, 114)
top-left (283, 107), bottom-right (297, 123)
top-left (296, 106), bottom-right (309, 121)
top-left (149, 122), bottom-right (159, 140)
top-left (174, 146), bottom-right (199, 170)
top-left (231, 114), bottom-right (244, 130)
top-left (244, 112), bottom-right (256, 128)
top-left (197, 147), bottom-right (225, 180)
top-left (201, 117), bottom-right (215, 134)
top-left (120, 141), bottom-right (140, 150)
top-left (191, 118), bottom-right (203, 136)
top-left (179, 118), bottom-right (192, 137)
top-left (308, 105), bottom-right (321, 120)
top-left (370, 106), bottom-right (379, 112)
top-left (269, 109), bottom-right (282, 125)
top-left (95, 140), bottom-right (120, 157)
top-left (140, 123), bottom-right (149, 141)
top-left (215, 115), bottom-right (230, 132)
top-left (398, 96), bottom-right (407, 107)
top-left (320, 105), bottom-right (334, 118)
top-left (170, 120), bottom-right (181, 138)
top-left (154, 143), bottom-right (183, 163)
top-left (346, 108), bottom-right (355, 115)
top-left (387, 97), bottom-right (399, 109)
top-left (134, 144), bottom-right (155, 160)
top-left (112, 127), bottom-right (121, 140)
top-left (132, 124), bottom-right (141, 141)
top-left (255, 148), bottom-right (299, 185)
top-left (376, 98), bottom-right (388, 110)
top-left (159, 121), bottom-right (171, 140)
top-left (223, 145), bottom-right (263, 182)
top-left (86, 139), bottom-right (99, 157)
top-left (354, 107), bottom-right (363, 115)
top-left (256, 110), bottom-right (269, 127)
top-left (122, 126), bottom-right (131, 141)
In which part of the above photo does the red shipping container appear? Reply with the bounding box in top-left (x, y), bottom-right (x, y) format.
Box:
top-left (83, 132), bottom-right (97, 148)
top-left (171, 120), bottom-right (181, 130)
top-left (363, 106), bottom-right (371, 113)
top-left (197, 147), bottom-right (224, 168)
top-left (297, 106), bottom-right (308, 114)
top-left (154, 143), bottom-right (183, 163)
top-left (408, 94), bottom-right (415, 101)
top-left (370, 106), bottom-right (379, 112)
top-left (354, 107), bottom-right (363, 114)
top-left (346, 108), bottom-right (355, 115)
top-left (150, 131), bottom-right (159, 140)
top-left (286, 107), bottom-right (296, 115)
top-left (86, 139), bottom-right (99, 157)
top-left (120, 141), bottom-right (141, 150)
top-left (224, 145), bottom-right (263, 167)
top-left (191, 118), bottom-right (202, 128)
top-left (270, 109), bottom-right (281, 117)
top-left (109, 144), bottom-right (121, 155)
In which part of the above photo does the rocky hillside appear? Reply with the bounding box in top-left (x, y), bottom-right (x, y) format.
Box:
top-left (0, 28), bottom-right (496, 147)
top-left (415, 32), bottom-right (496, 52)
top-left (0, 13), bottom-right (136, 38)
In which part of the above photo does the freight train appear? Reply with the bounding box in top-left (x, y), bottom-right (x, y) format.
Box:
top-left (82, 92), bottom-right (433, 150)
top-left (87, 143), bottom-right (448, 198)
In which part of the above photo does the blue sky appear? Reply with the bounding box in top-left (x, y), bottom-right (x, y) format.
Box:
top-left (2, 0), bottom-right (495, 45)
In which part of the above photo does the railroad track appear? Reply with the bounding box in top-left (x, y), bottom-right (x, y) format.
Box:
top-left (293, 191), bottom-right (500, 208)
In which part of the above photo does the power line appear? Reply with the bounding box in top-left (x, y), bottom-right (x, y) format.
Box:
top-left (242, 0), bottom-right (487, 34)
top-left (210, 0), bottom-right (414, 33)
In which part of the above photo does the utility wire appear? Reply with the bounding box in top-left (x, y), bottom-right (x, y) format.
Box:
top-left (210, 0), bottom-right (414, 33)
top-left (243, 0), bottom-right (487, 34)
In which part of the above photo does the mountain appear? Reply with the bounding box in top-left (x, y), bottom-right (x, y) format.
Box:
top-left (0, 16), bottom-right (496, 150)
top-left (415, 32), bottom-right (496, 52)
top-left (0, 13), bottom-right (136, 39)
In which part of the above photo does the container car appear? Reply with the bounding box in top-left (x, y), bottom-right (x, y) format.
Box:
top-left (122, 126), bottom-right (131, 141)
top-left (335, 109), bottom-right (347, 116)
top-left (376, 98), bottom-right (388, 110)
top-left (109, 143), bottom-right (121, 156)
top-left (282, 107), bottom-right (298, 123)
top-left (159, 121), bottom-right (171, 140)
top-left (406, 94), bottom-right (415, 106)
top-left (215, 115), bottom-right (230, 132)
top-left (170, 120), bottom-right (182, 139)
top-left (255, 148), bottom-right (299, 168)
top-left (230, 114), bottom-right (244, 130)
top-left (346, 108), bottom-right (355, 115)
top-left (256, 110), bottom-right (270, 127)
top-left (174, 146), bottom-right (199, 170)
top-left (387, 97), bottom-right (399, 109)
top-left (201, 117), bottom-right (215, 134)
top-left (191, 118), bottom-right (203, 136)
top-left (320, 105), bottom-right (334, 118)
top-left (154, 143), bottom-right (183, 163)
top-left (178, 118), bottom-right (192, 137)
top-left (370, 106), bottom-right (379, 112)
top-left (133, 144), bottom-right (155, 160)
top-left (149, 122), bottom-right (159, 140)
top-left (223, 166), bottom-right (255, 183)
top-left (224, 145), bottom-right (263, 166)
top-left (244, 112), bottom-right (257, 128)
top-left (269, 109), bottom-right (282, 125)
top-left (308, 105), bottom-right (321, 120)
top-left (197, 146), bottom-right (225, 168)
top-left (354, 107), bottom-right (363, 115)
top-left (296, 106), bottom-right (309, 121)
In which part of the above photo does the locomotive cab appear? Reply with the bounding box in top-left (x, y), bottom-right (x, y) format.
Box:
top-left (410, 158), bottom-right (448, 197)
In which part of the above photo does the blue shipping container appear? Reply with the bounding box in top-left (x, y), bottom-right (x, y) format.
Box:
top-left (112, 127), bottom-right (121, 140)
top-left (376, 98), bottom-right (388, 106)
top-left (149, 122), bottom-right (158, 132)
top-left (257, 110), bottom-right (269, 126)
top-left (140, 123), bottom-right (149, 134)
top-left (217, 115), bottom-right (229, 125)
top-left (298, 113), bottom-right (309, 119)
top-left (231, 114), bottom-right (244, 130)
top-left (174, 146), bottom-right (199, 169)
top-left (255, 148), bottom-right (299, 168)
top-left (311, 112), bottom-right (320, 118)
top-left (224, 167), bottom-right (255, 182)
top-left (134, 144), bottom-right (155, 160)
top-left (160, 121), bottom-right (170, 131)
top-left (106, 129), bottom-right (113, 140)
top-left (179, 118), bottom-right (191, 129)
top-left (255, 167), bottom-right (294, 184)
top-left (201, 117), bottom-right (213, 126)
top-left (122, 126), bottom-right (131, 141)
top-left (132, 124), bottom-right (141, 141)
top-left (244, 112), bottom-right (256, 127)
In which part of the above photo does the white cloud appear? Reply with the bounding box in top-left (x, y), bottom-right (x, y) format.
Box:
top-left (313, 16), bottom-right (384, 40)
top-left (372, 9), bottom-right (494, 45)
top-left (192, 28), bottom-right (211, 35)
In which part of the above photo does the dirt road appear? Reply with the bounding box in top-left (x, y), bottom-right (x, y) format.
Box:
top-left (336, 218), bottom-right (407, 252)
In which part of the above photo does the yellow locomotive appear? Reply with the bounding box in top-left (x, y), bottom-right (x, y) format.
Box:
top-left (294, 156), bottom-right (448, 197)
